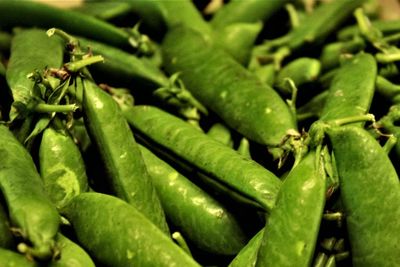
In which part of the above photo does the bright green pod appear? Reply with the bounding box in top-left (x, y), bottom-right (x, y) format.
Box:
top-left (337, 19), bottom-right (400, 41)
top-left (0, 248), bottom-right (38, 267)
top-left (255, 151), bottom-right (326, 267)
top-left (0, 125), bottom-right (60, 260)
top-left (48, 233), bottom-right (95, 267)
top-left (62, 192), bottom-right (201, 267)
top-left (320, 53), bottom-right (377, 123)
top-left (228, 228), bottom-right (264, 267)
top-left (6, 29), bottom-right (63, 121)
top-left (326, 125), bottom-right (400, 267)
top-left (162, 25), bottom-right (297, 148)
top-left (139, 144), bottom-right (247, 255)
top-left (122, 105), bottom-right (282, 212)
top-left (82, 79), bottom-right (169, 234)
top-left (275, 57), bottom-right (321, 95)
top-left (39, 128), bottom-right (89, 210)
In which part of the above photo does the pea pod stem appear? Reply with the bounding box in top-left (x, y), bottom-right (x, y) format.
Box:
top-left (33, 103), bottom-right (78, 113)
top-left (172, 232), bottom-right (192, 257)
top-left (64, 55), bottom-right (104, 73)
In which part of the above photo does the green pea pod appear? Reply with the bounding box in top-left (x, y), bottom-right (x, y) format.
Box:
top-left (122, 105), bottom-right (282, 212)
top-left (0, 1), bottom-right (132, 50)
top-left (0, 248), bottom-right (38, 267)
top-left (39, 127), bottom-right (89, 210)
top-left (326, 125), bottom-right (400, 267)
top-left (0, 201), bottom-right (14, 249)
top-left (255, 151), bottom-right (326, 267)
top-left (210, 0), bottom-right (287, 29)
top-left (48, 233), bottom-right (95, 267)
top-left (82, 79), bottom-right (169, 234)
top-left (62, 192), bottom-right (201, 267)
top-left (0, 125), bottom-right (59, 260)
top-left (337, 19), bottom-right (400, 41)
top-left (72, 2), bottom-right (132, 21)
top-left (78, 36), bottom-right (168, 89)
top-left (162, 25), bottom-right (297, 149)
top-left (319, 37), bottom-right (366, 71)
top-left (139, 144), bottom-right (248, 255)
top-left (275, 57), bottom-right (321, 95)
top-left (213, 22), bottom-right (263, 65)
top-left (287, 0), bottom-right (367, 50)
top-left (320, 53), bottom-right (377, 123)
top-left (206, 123), bottom-right (233, 147)
top-left (6, 29), bottom-right (64, 121)
top-left (375, 75), bottom-right (400, 104)
top-left (228, 228), bottom-right (264, 267)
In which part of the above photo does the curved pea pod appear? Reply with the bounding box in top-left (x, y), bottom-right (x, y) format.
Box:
top-left (82, 79), bottom-right (169, 234)
top-left (375, 75), bottom-right (400, 104)
top-left (48, 233), bottom-right (95, 267)
top-left (213, 22), bottom-right (263, 65)
top-left (0, 201), bottom-right (14, 249)
top-left (139, 144), bottom-right (247, 255)
top-left (78, 36), bottom-right (168, 89)
top-left (6, 29), bottom-right (63, 121)
top-left (255, 151), bottom-right (326, 267)
top-left (320, 53), bottom-right (377, 123)
top-left (210, 0), bottom-right (286, 29)
top-left (228, 228), bottom-right (264, 267)
top-left (0, 125), bottom-right (60, 260)
top-left (162, 26), bottom-right (297, 148)
top-left (0, 248), bottom-right (38, 267)
top-left (39, 128), bottom-right (89, 210)
top-left (326, 125), bottom-right (400, 267)
top-left (275, 57), bottom-right (321, 95)
top-left (62, 192), bottom-right (201, 267)
top-left (0, 1), bottom-right (131, 50)
top-left (122, 105), bottom-right (282, 212)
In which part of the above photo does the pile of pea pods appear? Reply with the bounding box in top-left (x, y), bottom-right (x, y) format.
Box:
top-left (0, 0), bottom-right (400, 266)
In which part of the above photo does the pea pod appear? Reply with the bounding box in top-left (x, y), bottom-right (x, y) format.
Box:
top-left (39, 127), bottom-right (89, 210)
top-left (337, 19), bottom-right (400, 41)
top-left (139, 144), bottom-right (247, 255)
top-left (122, 105), bottom-right (282, 212)
top-left (82, 79), bottom-right (169, 234)
top-left (319, 53), bottom-right (377, 123)
top-left (0, 248), bottom-right (38, 267)
top-left (62, 192), bottom-right (201, 267)
top-left (0, 1), bottom-right (132, 50)
top-left (48, 233), bottom-right (95, 267)
top-left (162, 25), bottom-right (297, 149)
top-left (326, 125), bottom-right (400, 266)
top-left (0, 124), bottom-right (60, 260)
top-left (6, 29), bottom-right (64, 121)
top-left (255, 151), bottom-right (326, 267)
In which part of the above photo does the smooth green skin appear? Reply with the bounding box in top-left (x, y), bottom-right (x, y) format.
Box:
top-left (162, 26), bottom-right (297, 147)
top-left (326, 126), bottom-right (400, 267)
top-left (0, 248), bottom-right (38, 267)
top-left (0, 202), bottom-right (14, 249)
top-left (73, 2), bottom-right (132, 21)
top-left (275, 57), bottom-right (321, 95)
top-left (39, 128), bottom-right (89, 210)
top-left (0, 125), bottom-right (60, 260)
top-left (319, 37), bottom-right (366, 71)
top-left (78, 36), bottom-right (168, 89)
top-left (0, 1), bottom-right (131, 50)
top-left (338, 19), bottom-right (400, 41)
top-left (210, 0), bottom-right (286, 29)
top-left (122, 105), bottom-right (282, 212)
top-left (62, 192), bottom-right (201, 267)
top-left (82, 80), bottom-right (169, 234)
top-left (139, 145), bottom-right (248, 255)
top-left (48, 233), bottom-right (95, 267)
top-left (287, 0), bottom-right (367, 50)
top-left (228, 228), bottom-right (264, 267)
top-left (320, 53), bottom-right (377, 122)
top-left (213, 22), bottom-right (263, 65)
top-left (6, 29), bottom-right (64, 121)
top-left (255, 151), bottom-right (326, 267)
top-left (206, 123), bottom-right (233, 147)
